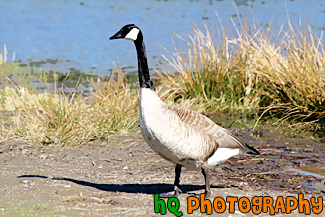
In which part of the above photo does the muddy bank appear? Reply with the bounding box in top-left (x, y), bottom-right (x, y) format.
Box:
top-left (0, 130), bottom-right (324, 216)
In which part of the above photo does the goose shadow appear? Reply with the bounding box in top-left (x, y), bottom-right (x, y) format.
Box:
top-left (17, 174), bottom-right (223, 195)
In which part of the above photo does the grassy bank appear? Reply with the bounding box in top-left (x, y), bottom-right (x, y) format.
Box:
top-left (157, 16), bottom-right (324, 132)
top-left (0, 16), bottom-right (324, 145)
top-left (0, 64), bottom-right (139, 145)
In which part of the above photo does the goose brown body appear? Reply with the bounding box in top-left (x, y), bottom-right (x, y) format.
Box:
top-left (140, 88), bottom-right (253, 170)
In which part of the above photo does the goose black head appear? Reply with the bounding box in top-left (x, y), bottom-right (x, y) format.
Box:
top-left (109, 24), bottom-right (141, 41)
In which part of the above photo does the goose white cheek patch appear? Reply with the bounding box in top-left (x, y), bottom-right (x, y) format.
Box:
top-left (125, 28), bottom-right (140, 41)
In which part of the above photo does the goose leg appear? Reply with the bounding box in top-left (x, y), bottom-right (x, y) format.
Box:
top-left (201, 168), bottom-right (211, 198)
top-left (159, 164), bottom-right (182, 198)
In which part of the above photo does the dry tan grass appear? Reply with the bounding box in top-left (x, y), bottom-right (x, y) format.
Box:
top-left (156, 15), bottom-right (324, 131)
top-left (0, 68), bottom-right (139, 145)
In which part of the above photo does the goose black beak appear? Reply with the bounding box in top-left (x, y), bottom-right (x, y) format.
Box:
top-left (109, 31), bottom-right (123, 40)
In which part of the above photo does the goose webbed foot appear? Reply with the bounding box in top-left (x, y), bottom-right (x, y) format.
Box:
top-left (159, 185), bottom-right (182, 198)
top-left (159, 164), bottom-right (182, 198)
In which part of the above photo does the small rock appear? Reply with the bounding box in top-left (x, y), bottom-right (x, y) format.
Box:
top-left (39, 154), bottom-right (48, 159)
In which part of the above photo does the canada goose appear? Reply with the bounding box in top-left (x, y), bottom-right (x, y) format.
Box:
top-left (109, 24), bottom-right (260, 198)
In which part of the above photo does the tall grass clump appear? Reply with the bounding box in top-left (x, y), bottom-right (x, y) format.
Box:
top-left (255, 24), bottom-right (324, 129)
top-left (0, 65), bottom-right (139, 145)
top-left (157, 22), bottom-right (263, 113)
top-left (89, 68), bottom-right (139, 135)
top-left (157, 14), bottom-right (324, 131)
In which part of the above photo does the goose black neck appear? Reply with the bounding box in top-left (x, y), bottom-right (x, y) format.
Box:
top-left (134, 33), bottom-right (154, 90)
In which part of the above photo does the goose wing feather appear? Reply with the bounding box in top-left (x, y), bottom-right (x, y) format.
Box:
top-left (165, 104), bottom-right (250, 160)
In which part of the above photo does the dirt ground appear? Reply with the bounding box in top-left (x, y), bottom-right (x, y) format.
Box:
top-left (0, 129), bottom-right (324, 216)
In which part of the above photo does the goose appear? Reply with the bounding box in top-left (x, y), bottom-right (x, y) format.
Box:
top-left (109, 24), bottom-right (260, 198)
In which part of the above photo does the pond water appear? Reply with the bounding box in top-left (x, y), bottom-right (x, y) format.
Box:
top-left (0, 0), bottom-right (324, 76)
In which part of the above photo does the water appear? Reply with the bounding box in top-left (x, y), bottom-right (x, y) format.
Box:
top-left (0, 0), bottom-right (324, 76)
top-left (286, 165), bottom-right (325, 179)
top-left (285, 165), bottom-right (325, 192)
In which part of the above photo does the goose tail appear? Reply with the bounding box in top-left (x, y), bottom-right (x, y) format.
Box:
top-left (244, 143), bottom-right (260, 155)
